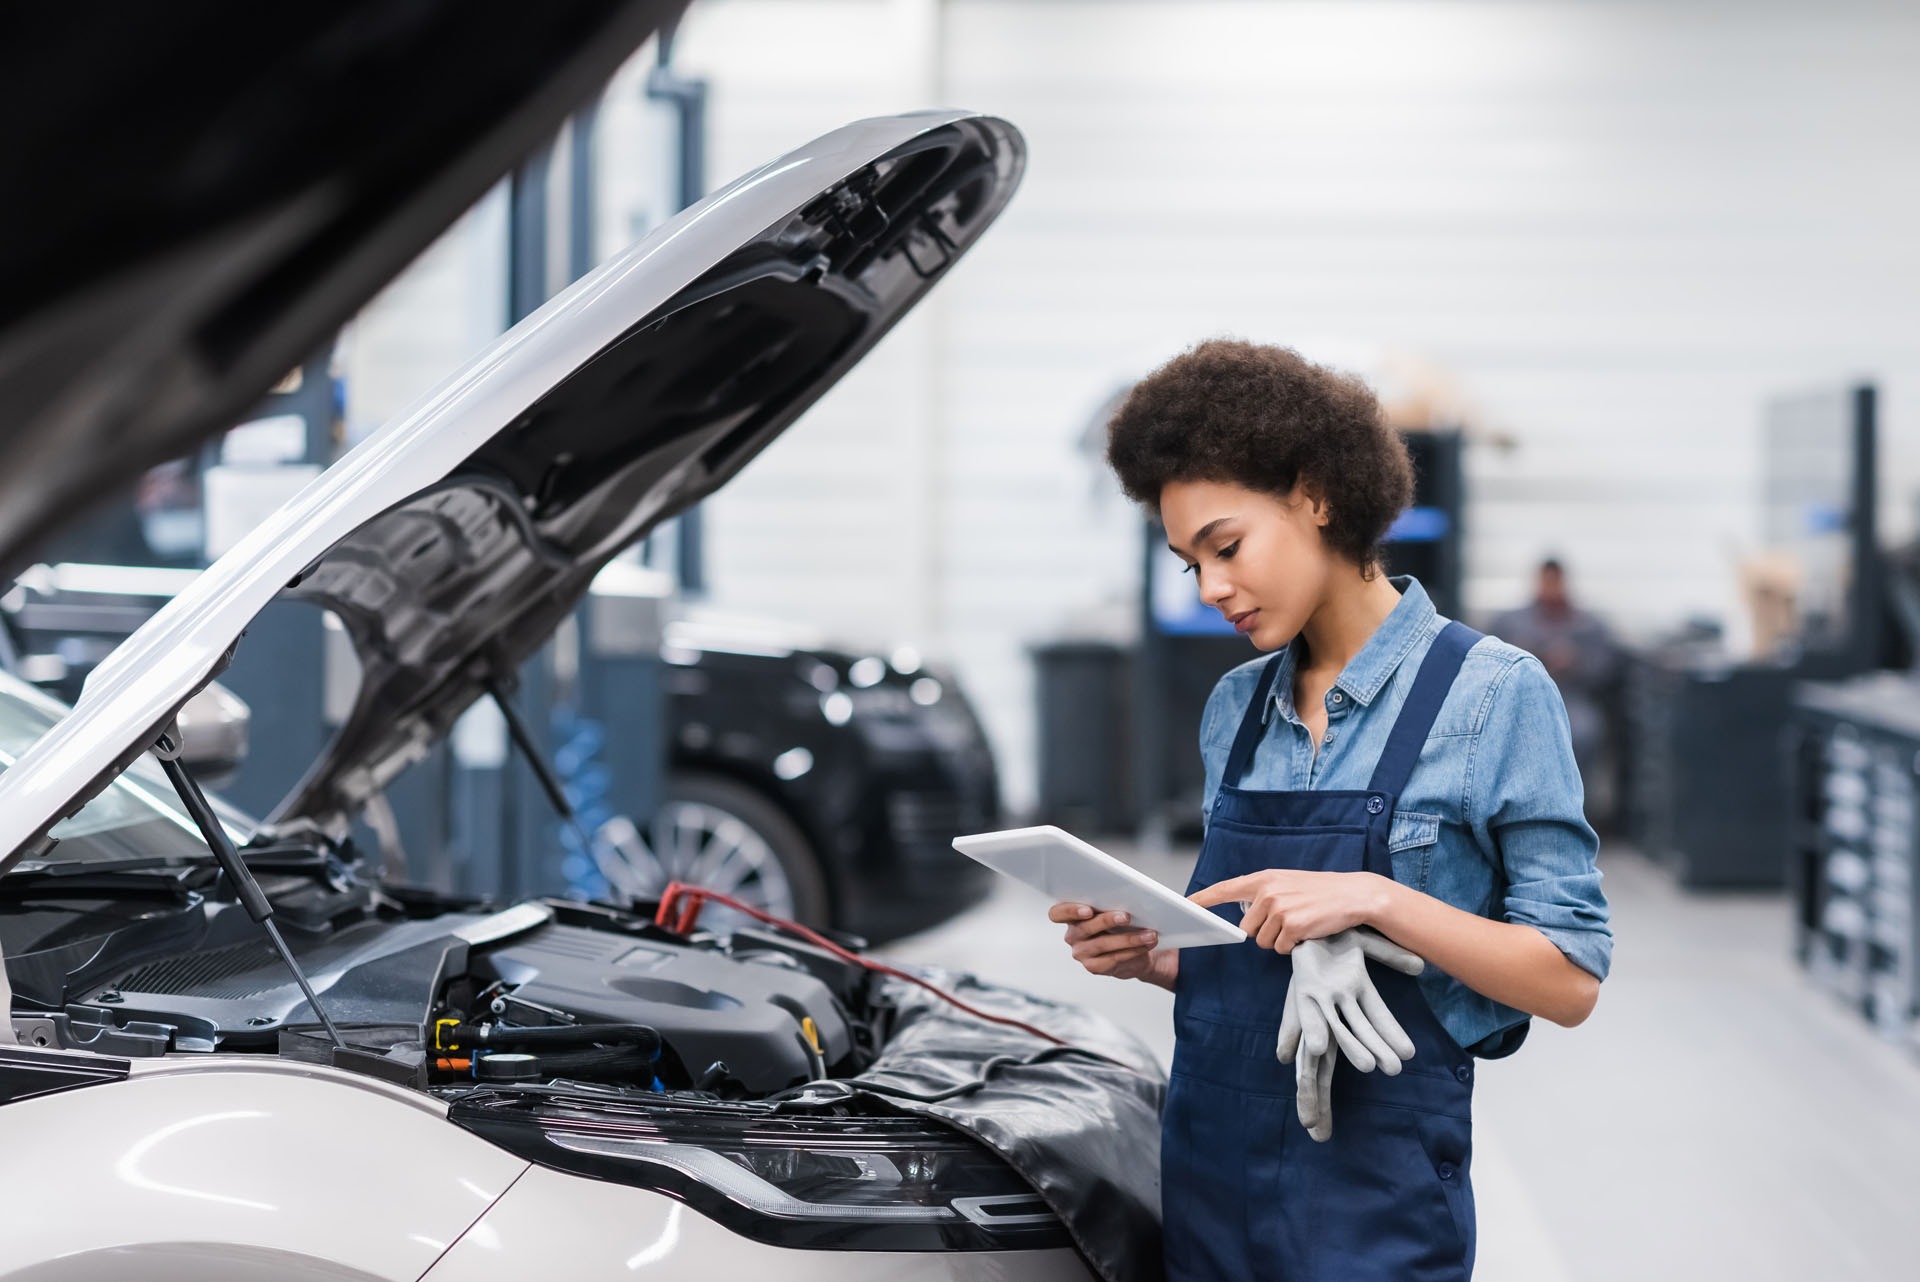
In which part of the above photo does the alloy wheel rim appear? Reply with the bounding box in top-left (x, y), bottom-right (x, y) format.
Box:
top-left (593, 799), bottom-right (799, 929)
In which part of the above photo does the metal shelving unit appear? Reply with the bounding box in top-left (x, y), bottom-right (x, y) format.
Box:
top-left (1792, 674), bottom-right (1920, 1049)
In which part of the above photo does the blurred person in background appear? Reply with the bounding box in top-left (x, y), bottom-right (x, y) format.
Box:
top-left (1048, 340), bottom-right (1610, 1282)
top-left (1491, 557), bottom-right (1619, 781)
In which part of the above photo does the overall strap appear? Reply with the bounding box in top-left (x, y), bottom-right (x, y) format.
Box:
top-left (1366, 620), bottom-right (1482, 797)
top-left (1221, 652), bottom-right (1287, 788)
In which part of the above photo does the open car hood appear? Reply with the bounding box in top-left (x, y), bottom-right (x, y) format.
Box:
top-left (0, 2), bottom-right (688, 580)
top-left (0, 110), bottom-right (1025, 867)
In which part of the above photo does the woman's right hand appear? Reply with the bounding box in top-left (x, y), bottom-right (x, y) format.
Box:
top-left (1048, 902), bottom-right (1178, 990)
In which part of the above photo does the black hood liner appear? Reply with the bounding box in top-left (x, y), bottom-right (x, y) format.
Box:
top-left (849, 968), bottom-right (1167, 1282)
top-left (0, 1), bottom-right (686, 577)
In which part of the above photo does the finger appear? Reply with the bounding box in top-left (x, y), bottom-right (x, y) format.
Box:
top-left (1337, 993), bottom-right (1401, 1075)
top-left (1189, 876), bottom-right (1256, 909)
top-left (1295, 1046), bottom-right (1327, 1137)
top-left (1355, 928), bottom-right (1426, 976)
top-left (1297, 992), bottom-right (1331, 1057)
top-left (1255, 910), bottom-right (1286, 951)
top-left (1084, 949), bottom-right (1147, 976)
top-left (1073, 930), bottom-right (1157, 960)
top-left (1073, 951), bottom-right (1144, 977)
top-left (1064, 909), bottom-right (1135, 942)
top-left (1048, 902), bottom-right (1095, 924)
top-left (1357, 985), bottom-right (1417, 1065)
top-left (1276, 987), bottom-right (1302, 1064)
top-left (1316, 995), bottom-right (1378, 1073)
top-left (1310, 1049), bottom-right (1336, 1141)
top-left (1080, 940), bottom-right (1153, 971)
top-left (1238, 903), bottom-right (1270, 944)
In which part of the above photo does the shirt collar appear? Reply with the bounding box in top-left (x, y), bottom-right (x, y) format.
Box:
top-left (1263, 576), bottom-right (1438, 723)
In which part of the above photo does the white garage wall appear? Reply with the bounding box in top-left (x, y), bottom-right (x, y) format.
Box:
top-left (350, 2), bottom-right (1920, 817)
top-left (643, 0), bottom-right (1920, 815)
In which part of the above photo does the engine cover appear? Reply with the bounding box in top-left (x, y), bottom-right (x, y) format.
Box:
top-left (480, 924), bottom-right (852, 1094)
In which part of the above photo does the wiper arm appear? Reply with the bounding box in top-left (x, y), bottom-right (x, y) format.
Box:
top-left (0, 860), bottom-right (200, 897)
top-left (235, 841), bottom-right (349, 878)
top-left (10, 855), bottom-right (186, 877)
top-left (1, 846), bottom-right (350, 902)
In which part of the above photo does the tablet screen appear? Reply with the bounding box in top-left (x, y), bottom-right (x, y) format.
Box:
top-left (952, 825), bottom-right (1246, 949)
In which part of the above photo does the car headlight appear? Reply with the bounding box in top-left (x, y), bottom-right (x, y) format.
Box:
top-left (448, 1091), bottom-right (1068, 1252)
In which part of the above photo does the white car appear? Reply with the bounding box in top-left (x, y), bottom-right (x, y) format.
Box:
top-left (0, 109), bottom-right (1163, 1281)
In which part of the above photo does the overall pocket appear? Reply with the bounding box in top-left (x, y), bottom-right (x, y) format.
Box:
top-left (1410, 1101), bottom-right (1476, 1278)
top-left (1245, 1096), bottom-right (1471, 1282)
top-left (1203, 820), bottom-right (1371, 875)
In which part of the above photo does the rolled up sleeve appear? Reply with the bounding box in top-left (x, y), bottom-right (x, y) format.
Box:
top-left (1467, 654), bottom-right (1614, 980)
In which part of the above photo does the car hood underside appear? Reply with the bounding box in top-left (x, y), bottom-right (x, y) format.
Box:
top-left (0, 111), bottom-right (1025, 872)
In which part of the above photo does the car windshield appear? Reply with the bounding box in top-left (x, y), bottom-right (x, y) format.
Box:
top-left (0, 670), bottom-right (237, 868)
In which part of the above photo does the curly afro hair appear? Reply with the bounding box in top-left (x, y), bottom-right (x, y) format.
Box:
top-left (1105, 339), bottom-right (1414, 569)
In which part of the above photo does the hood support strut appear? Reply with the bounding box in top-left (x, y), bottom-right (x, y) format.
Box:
top-left (153, 725), bottom-right (347, 1050)
top-left (484, 674), bottom-right (637, 903)
top-left (484, 674), bottom-right (584, 841)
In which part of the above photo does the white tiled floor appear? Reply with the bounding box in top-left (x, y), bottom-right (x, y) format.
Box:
top-left (881, 845), bottom-right (1920, 1281)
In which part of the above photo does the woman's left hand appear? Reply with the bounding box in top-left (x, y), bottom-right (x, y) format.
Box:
top-left (1189, 869), bottom-right (1393, 952)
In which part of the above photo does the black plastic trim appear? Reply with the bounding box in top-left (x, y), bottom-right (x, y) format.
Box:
top-left (0, 1046), bottom-right (130, 1105)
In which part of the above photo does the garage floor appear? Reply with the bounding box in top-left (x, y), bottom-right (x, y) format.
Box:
top-left (882, 845), bottom-right (1920, 1281)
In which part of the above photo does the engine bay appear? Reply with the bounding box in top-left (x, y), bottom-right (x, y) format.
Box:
top-left (16, 890), bottom-right (885, 1100)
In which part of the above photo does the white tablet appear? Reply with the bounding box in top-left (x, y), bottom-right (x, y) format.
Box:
top-left (951, 825), bottom-right (1246, 949)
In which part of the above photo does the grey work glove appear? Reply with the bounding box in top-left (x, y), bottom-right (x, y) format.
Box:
top-left (1274, 927), bottom-right (1427, 1142)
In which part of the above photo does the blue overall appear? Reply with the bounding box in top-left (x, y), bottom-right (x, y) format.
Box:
top-left (1163, 621), bottom-right (1483, 1282)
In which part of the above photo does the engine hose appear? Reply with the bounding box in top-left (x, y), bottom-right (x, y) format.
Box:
top-left (654, 881), bottom-right (1113, 1057)
top-left (493, 1043), bottom-right (657, 1080)
top-left (462, 1023), bottom-right (662, 1056)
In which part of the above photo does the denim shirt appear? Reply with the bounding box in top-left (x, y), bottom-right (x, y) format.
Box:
top-left (1198, 577), bottom-right (1613, 1056)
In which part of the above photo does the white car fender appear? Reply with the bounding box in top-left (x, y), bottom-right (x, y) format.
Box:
top-left (0, 1053), bottom-right (527, 1282)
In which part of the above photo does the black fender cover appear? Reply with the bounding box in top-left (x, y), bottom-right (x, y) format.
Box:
top-left (847, 967), bottom-right (1166, 1282)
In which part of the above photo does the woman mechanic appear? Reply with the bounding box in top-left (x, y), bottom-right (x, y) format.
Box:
top-left (1049, 340), bottom-right (1612, 1281)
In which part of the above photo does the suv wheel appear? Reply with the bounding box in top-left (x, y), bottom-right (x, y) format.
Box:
top-left (594, 771), bottom-right (831, 930)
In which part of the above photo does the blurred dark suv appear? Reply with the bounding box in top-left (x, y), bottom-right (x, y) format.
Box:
top-left (0, 569), bottom-right (997, 944)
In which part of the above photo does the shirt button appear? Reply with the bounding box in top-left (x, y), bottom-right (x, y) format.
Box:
top-left (1330, 691), bottom-right (1344, 704)
top-left (1437, 1162), bottom-right (1455, 1181)
top-left (1454, 1065), bottom-right (1472, 1083)
top-left (1322, 731), bottom-right (1335, 745)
